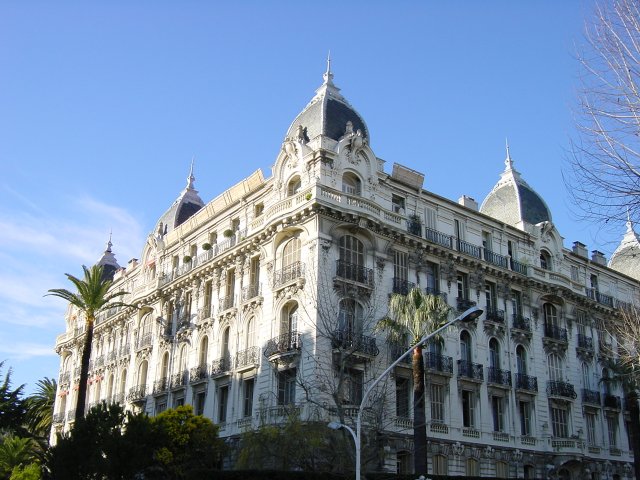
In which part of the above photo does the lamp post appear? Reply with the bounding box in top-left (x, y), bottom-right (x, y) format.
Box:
top-left (328, 305), bottom-right (483, 480)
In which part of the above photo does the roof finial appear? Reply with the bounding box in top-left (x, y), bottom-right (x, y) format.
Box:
top-left (505, 138), bottom-right (514, 170)
top-left (187, 157), bottom-right (195, 190)
top-left (323, 51), bottom-right (334, 86)
top-left (106, 230), bottom-right (113, 253)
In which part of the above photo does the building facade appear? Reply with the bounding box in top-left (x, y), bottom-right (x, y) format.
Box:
top-left (52, 66), bottom-right (640, 479)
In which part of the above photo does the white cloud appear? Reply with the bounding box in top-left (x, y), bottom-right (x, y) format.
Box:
top-left (0, 341), bottom-right (56, 359)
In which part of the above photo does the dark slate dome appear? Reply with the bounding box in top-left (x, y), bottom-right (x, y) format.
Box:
top-left (96, 238), bottom-right (120, 281)
top-left (609, 217), bottom-right (640, 280)
top-left (285, 62), bottom-right (369, 143)
top-left (480, 146), bottom-right (552, 228)
top-left (155, 164), bottom-right (205, 237)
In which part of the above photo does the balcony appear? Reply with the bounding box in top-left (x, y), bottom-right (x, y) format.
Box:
top-left (456, 297), bottom-right (477, 313)
top-left (273, 261), bottom-right (305, 288)
top-left (153, 377), bottom-right (169, 394)
top-left (456, 239), bottom-right (481, 259)
top-left (331, 329), bottom-right (379, 357)
top-left (425, 352), bottom-right (453, 375)
top-left (510, 259), bottom-right (528, 275)
top-left (544, 324), bottom-right (568, 342)
top-left (171, 371), bottom-right (188, 389)
top-left (586, 288), bottom-right (615, 308)
top-left (59, 372), bottom-right (70, 384)
top-left (407, 218), bottom-right (422, 236)
top-left (52, 412), bottom-right (65, 424)
top-left (547, 381), bottom-right (577, 400)
top-left (241, 284), bottom-right (261, 302)
top-left (577, 334), bottom-right (594, 350)
top-left (119, 343), bottom-right (131, 357)
top-left (485, 307), bottom-right (505, 324)
top-left (603, 394), bottom-right (621, 410)
top-left (582, 389), bottom-right (601, 405)
top-left (425, 287), bottom-right (446, 302)
top-left (135, 333), bottom-right (153, 350)
top-left (210, 356), bottom-right (232, 376)
top-left (335, 260), bottom-right (374, 287)
top-left (264, 332), bottom-right (302, 359)
top-left (235, 346), bottom-right (260, 369)
top-left (424, 227), bottom-right (453, 249)
top-left (457, 360), bottom-right (484, 382)
top-left (515, 373), bottom-right (538, 393)
top-left (487, 367), bottom-right (512, 387)
top-left (390, 344), bottom-right (411, 365)
top-left (218, 296), bottom-right (235, 313)
top-left (392, 277), bottom-right (415, 295)
top-left (126, 385), bottom-right (147, 403)
top-left (484, 249), bottom-right (509, 269)
top-left (512, 314), bottom-right (531, 331)
top-left (190, 364), bottom-right (209, 383)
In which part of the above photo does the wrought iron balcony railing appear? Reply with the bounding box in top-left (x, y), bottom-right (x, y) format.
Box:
top-left (264, 332), bottom-right (302, 358)
top-left (586, 288), bottom-right (615, 308)
top-left (136, 333), bottom-right (153, 350)
top-left (59, 372), bottom-right (70, 384)
top-left (547, 381), bottom-right (577, 399)
top-left (241, 283), bottom-right (261, 302)
top-left (331, 329), bottom-right (379, 356)
top-left (335, 260), bottom-right (374, 287)
top-left (484, 249), bottom-right (509, 269)
top-left (544, 324), bottom-right (568, 342)
top-left (171, 371), bottom-right (188, 388)
top-left (487, 367), bottom-right (512, 386)
top-left (510, 259), bottom-right (528, 275)
top-left (390, 344), bottom-right (411, 365)
top-left (190, 364), bottom-right (209, 382)
top-left (515, 373), bottom-right (538, 392)
top-left (273, 261), bottom-right (305, 288)
top-left (457, 297), bottom-right (477, 313)
top-left (457, 239), bottom-right (482, 258)
top-left (512, 314), bottom-right (531, 331)
top-left (577, 334), bottom-right (594, 350)
top-left (119, 343), bottom-right (131, 357)
top-left (52, 412), bottom-right (65, 424)
top-left (424, 227), bottom-right (453, 249)
top-left (457, 360), bottom-right (484, 381)
top-left (218, 296), bottom-right (235, 313)
top-left (582, 389), bottom-right (601, 405)
top-left (153, 377), bottom-right (169, 394)
top-left (126, 385), bottom-right (147, 402)
top-left (235, 346), bottom-right (260, 368)
top-left (407, 219), bottom-right (422, 236)
top-left (210, 356), bottom-right (232, 376)
top-left (425, 352), bottom-right (453, 374)
top-left (392, 277), bottom-right (415, 295)
top-left (485, 307), bottom-right (505, 323)
top-left (604, 394), bottom-right (621, 410)
top-left (424, 287), bottom-right (446, 302)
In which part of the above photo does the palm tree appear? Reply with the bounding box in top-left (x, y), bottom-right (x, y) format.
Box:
top-left (376, 288), bottom-right (451, 476)
top-left (47, 265), bottom-right (128, 419)
top-left (25, 377), bottom-right (57, 442)
top-left (0, 435), bottom-right (38, 478)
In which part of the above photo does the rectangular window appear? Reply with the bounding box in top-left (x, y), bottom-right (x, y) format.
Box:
top-left (607, 415), bottom-right (618, 447)
top-left (343, 369), bottom-right (363, 405)
top-left (519, 401), bottom-right (531, 436)
top-left (430, 383), bottom-right (445, 423)
top-left (492, 395), bottom-right (505, 432)
top-left (250, 257), bottom-right (260, 291)
top-left (218, 385), bottom-right (229, 423)
top-left (203, 280), bottom-right (212, 318)
top-left (465, 458), bottom-right (479, 476)
top-left (254, 203), bottom-right (264, 217)
top-left (278, 369), bottom-right (296, 405)
top-left (225, 268), bottom-right (235, 308)
top-left (571, 265), bottom-right (580, 282)
top-left (393, 250), bottom-right (408, 293)
top-left (174, 397), bottom-right (185, 408)
top-left (391, 194), bottom-right (405, 214)
top-left (243, 378), bottom-right (255, 417)
top-left (432, 455), bottom-right (448, 475)
top-left (482, 231), bottom-right (493, 252)
top-left (586, 411), bottom-right (597, 445)
top-left (496, 461), bottom-right (509, 479)
top-left (396, 377), bottom-right (410, 417)
top-left (425, 206), bottom-right (437, 230)
top-left (457, 272), bottom-right (469, 301)
top-left (194, 391), bottom-right (206, 416)
top-left (485, 282), bottom-right (497, 312)
top-left (551, 405), bottom-right (569, 438)
top-left (454, 219), bottom-right (464, 240)
top-left (156, 400), bottom-right (167, 415)
top-left (512, 290), bottom-right (523, 316)
top-left (425, 262), bottom-right (439, 295)
top-left (462, 390), bottom-right (475, 428)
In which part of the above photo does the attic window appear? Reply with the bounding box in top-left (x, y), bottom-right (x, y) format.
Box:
top-left (254, 203), bottom-right (264, 217)
top-left (288, 176), bottom-right (302, 196)
top-left (392, 194), bottom-right (405, 214)
top-left (342, 172), bottom-right (361, 195)
top-left (540, 250), bottom-right (552, 271)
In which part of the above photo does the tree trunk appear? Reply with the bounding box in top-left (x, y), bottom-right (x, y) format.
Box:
top-left (75, 317), bottom-right (95, 419)
top-left (626, 390), bottom-right (640, 479)
top-left (412, 345), bottom-right (427, 476)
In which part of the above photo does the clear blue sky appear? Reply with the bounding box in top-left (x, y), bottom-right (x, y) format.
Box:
top-left (0, 0), bottom-right (608, 393)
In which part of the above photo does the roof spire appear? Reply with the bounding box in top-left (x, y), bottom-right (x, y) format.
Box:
top-left (505, 138), bottom-right (514, 170)
top-left (187, 157), bottom-right (195, 190)
top-left (106, 230), bottom-right (113, 253)
top-left (323, 51), bottom-right (334, 86)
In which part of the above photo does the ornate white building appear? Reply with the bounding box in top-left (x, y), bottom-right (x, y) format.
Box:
top-left (52, 65), bottom-right (640, 479)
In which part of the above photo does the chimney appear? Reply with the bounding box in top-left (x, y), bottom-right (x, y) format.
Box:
top-left (572, 241), bottom-right (588, 258)
top-left (459, 195), bottom-right (478, 211)
top-left (591, 250), bottom-right (607, 266)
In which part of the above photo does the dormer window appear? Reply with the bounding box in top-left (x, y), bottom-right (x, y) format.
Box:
top-left (342, 172), bottom-right (362, 195)
top-left (392, 194), bottom-right (405, 214)
top-left (287, 176), bottom-right (302, 196)
top-left (540, 250), bottom-right (552, 271)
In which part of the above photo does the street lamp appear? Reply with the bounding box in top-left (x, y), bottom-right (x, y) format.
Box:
top-left (328, 305), bottom-right (483, 480)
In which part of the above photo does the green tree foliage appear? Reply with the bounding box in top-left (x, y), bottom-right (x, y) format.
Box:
top-left (0, 362), bottom-right (26, 436)
top-left (236, 416), bottom-right (353, 473)
top-left (152, 405), bottom-right (225, 478)
top-left (0, 436), bottom-right (38, 480)
top-left (47, 265), bottom-right (128, 419)
top-left (9, 463), bottom-right (40, 480)
top-left (24, 378), bottom-right (56, 442)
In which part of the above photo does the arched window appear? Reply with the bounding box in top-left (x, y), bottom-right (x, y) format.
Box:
top-left (282, 237), bottom-right (301, 270)
top-left (338, 299), bottom-right (363, 336)
top-left (138, 361), bottom-right (148, 387)
top-left (543, 303), bottom-right (560, 338)
top-left (460, 330), bottom-right (472, 363)
top-left (281, 303), bottom-right (298, 337)
top-left (140, 314), bottom-right (153, 336)
top-left (548, 354), bottom-right (563, 382)
top-left (540, 250), bottom-right (552, 270)
top-left (199, 336), bottom-right (209, 366)
top-left (602, 368), bottom-right (611, 395)
top-left (245, 318), bottom-right (255, 349)
top-left (338, 235), bottom-right (367, 283)
top-left (342, 172), bottom-right (362, 195)
top-left (582, 362), bottom-right (592, 389)
top-left (221, 327), bottom-right (230, 361)
top-left (120, 369), bottom-right (127, 395)
top-left (489, 338), bottom-right (500, 368)
top-left (516, 345), bottom-right (527, 375)
top-left (107, 374), bottom-right (114, 401)
top-left (287, 176), bottom-right (302, 196)
top-left (160, 352), bottom-right (169, 380)
top-left (178, 345), bottom-right (187, 372)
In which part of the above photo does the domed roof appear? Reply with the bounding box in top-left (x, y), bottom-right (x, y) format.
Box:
top-left (608, 215), bottom-right (640, 280)
top-left (155, 163), bottom-right (204, 237)
top-left (480, 144), bottom-right (552, 228)
top-left (96, 236), bottom-right (120, 281)
top-left (285, 59), bottom-right (369, 143)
